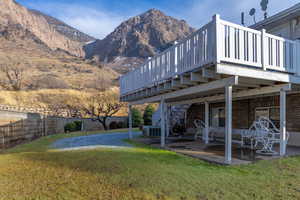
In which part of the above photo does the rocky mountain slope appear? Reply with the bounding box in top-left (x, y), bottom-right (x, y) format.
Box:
top-left (0, 0), bottom-right (90, 57)
top-left (84, 9), bottom-right (195, 63)
top-left (0, 22), bottom-right (118, 91)
top-left (0, 0), bottom-right (195, 92)
top-left (0, 0), bottom-right (117, 91)
top-left (30, 9), bottom-right (95, 43)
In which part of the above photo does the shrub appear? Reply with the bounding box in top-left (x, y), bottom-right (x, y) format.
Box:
top-left (74, 121), bottom-right (82, 131)
top-left (109, 121), bottom-right (118, 130)
top-left (143, 105), bottom-right (155, 126)
top-left (64, 121), bottom-right (82, 133)
top-left (117, 121), bottom-right (127, 129)
top-left (109, 121), bottom-right (126, 130)
top-left (131, 108), bottom-right (143, 127)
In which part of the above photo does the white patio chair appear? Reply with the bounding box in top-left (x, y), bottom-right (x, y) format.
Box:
top-left (193, 119), bottom-right (205, 141)
top-left (251, 117), bottom-right (289, 155)
top-left (240, 128), bottom-right (256, 149)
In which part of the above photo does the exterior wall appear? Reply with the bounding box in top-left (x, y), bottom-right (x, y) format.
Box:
top-left (264, 17), bottom-right (300, 40)
top-left (186, 93), bottom-right (300, 146)
top-left (267, 21), bottom-right (292, 39)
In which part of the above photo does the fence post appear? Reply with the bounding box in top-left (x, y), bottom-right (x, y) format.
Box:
top-left (2, 129), bottom-right (4, 149)
top-left (44, 117), bottom-right (48, 136)
top-left (8, 121), bottom-right (12, 147)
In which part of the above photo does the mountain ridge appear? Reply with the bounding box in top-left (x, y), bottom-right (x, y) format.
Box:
top-left (30, 9), bottom-right (95, 43)
top-left (84, 8), bottom-right (195, 64)
top-left (0, 0), bottom-right (88, 57)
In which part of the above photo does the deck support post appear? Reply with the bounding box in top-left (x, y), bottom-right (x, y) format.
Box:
top-left (166, 105), bottom-right (170, 137)
top-left (204, 102), bottom-right (209, 144)
top-left (128, 104), bottom-right (133, 139)
top-left (280, 90), bottom-right (287, 156)
top-left (160, 98), bottom-right (166, 147)
top-left (225, 85), bottom-right (233, 164)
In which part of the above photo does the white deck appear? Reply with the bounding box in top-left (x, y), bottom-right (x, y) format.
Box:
top-left (120, 15), bottom-right (300, 102)
top-left (121, 14), bottom-right (300, 164)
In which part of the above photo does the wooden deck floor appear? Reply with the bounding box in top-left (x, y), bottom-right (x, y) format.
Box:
top-left (134, 137), bottom-right (300, 165)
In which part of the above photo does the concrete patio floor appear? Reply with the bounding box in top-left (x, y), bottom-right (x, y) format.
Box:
top-left (133, 137), bottom-right (300, 165)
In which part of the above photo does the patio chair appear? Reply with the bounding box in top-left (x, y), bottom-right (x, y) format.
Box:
top-left (240, 128), bottom-right (256, 149)
top-left (246, 117), bottom-right (289, 155)
top-left (193, 119), bottom-right (205, 141)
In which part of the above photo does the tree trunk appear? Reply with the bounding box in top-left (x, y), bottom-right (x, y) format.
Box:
top-left (98, 117), bottom-right (108, 130)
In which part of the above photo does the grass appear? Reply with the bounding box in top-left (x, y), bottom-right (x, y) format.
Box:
top-left (0, 129), bottom-right (299, 200)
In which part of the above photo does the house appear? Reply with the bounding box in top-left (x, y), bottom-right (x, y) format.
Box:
top-left (120, 4), bottom-right (300, 164)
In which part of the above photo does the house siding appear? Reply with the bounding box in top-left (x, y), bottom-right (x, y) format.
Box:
top-left (186, 93), bottom-right (300, 132)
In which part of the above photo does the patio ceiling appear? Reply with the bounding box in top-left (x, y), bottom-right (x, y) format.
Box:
top-left (127, 74), bottom-right (293, 106)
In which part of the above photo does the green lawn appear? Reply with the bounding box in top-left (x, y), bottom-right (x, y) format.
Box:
top-left (0, 129), bottom-right (299, 200)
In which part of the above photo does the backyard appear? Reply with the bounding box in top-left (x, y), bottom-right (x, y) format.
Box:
top-left (0, 129), bottom-right (299, 200)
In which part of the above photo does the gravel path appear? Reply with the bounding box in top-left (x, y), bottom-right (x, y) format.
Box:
top-left (52, 132), bottom-right (142, 151)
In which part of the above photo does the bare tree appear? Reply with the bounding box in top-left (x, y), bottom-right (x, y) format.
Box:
top-left (0, 58), bottom-right (28, 91)
top-left (45, 94), bottom-right (85, 118)
top-left (82, 92), bottom-right (125, 130)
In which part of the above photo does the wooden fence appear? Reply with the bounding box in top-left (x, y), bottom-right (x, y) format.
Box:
top-left (0, 117), bottom-right (64, 149)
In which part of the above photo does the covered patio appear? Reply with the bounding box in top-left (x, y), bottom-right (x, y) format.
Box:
top-left (133, 136), bottom-right (300, 165)
top-left (127, 75), bottom-right (300, 165)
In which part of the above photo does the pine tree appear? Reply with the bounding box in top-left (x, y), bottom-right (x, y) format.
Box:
top-left (143, 105), bottom-right (155, 125)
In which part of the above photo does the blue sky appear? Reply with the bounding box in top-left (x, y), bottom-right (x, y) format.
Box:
top-left (16, 0), bottom-right (300, 39)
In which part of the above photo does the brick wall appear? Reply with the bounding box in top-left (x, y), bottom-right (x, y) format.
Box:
top-left (186, 93), bottom-right (300, 132)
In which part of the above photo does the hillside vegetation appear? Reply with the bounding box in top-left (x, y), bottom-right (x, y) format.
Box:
top-left (0, 88), bottom-right (129, 116)
top-left (0, 0), bottom-right (195, 111)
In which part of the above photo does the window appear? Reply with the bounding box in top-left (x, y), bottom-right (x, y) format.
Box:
top-left (211, 107), bottom-right (225, 128)
top-left (255, 107), bottom-right (280, 127)
top-left (255, 108), bottom-right (269, 120)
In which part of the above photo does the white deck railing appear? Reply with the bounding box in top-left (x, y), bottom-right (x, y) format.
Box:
top-left (120, 15), bottom-right (300, 96)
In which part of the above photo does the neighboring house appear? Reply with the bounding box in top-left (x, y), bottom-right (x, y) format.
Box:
top-left (250, 3), bottom-right (300, 40)
top-left (120, 4), bottom-right (300, 164)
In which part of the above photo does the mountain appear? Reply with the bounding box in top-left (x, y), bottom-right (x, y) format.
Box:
top-left (84, 9), bottom-right (195, 63)
top-left (0, 0), bottom-right (117, 91)
top-left (30, 9), bottom-right (95, 43)
top-left (0, 0), bottom-right (91, 57)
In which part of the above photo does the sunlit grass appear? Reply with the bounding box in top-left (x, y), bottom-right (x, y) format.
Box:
top-left (0, 129), bottom-right (299, 200)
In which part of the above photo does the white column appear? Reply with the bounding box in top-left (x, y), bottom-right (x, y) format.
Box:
top-left (280, 90), bottom-right (287, 156)
top-left (160, 98), bottom-right (166, 147)
top-left (166, 105), bottom-right (170, 137)
top-left (128, 104), bottom-right (133, 139)
top-left (204, 102), bottom-right (209, 144)
top-left (225, 86), bottom-right (233, 164)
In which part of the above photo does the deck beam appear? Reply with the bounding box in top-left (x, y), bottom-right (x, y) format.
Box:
top-left (191, 72), bottom-right (208, 83)
top-left (168, 84), bottom-right (292, 106)
top-left (129, 76), bottom-right (239, 105)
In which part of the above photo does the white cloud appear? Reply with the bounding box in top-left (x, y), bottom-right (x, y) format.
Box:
top-left (183, 0), bottom-right (300, 28)
top-left (26, 2), bottom-right (128, 39)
